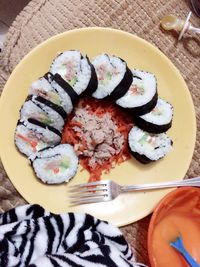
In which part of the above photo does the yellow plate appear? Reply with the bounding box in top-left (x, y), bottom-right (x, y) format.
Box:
top-left (0, 28), bottom-right (196, 226)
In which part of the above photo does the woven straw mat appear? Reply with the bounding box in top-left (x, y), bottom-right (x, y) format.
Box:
top-left (0, 0), bottom-right (200, 264)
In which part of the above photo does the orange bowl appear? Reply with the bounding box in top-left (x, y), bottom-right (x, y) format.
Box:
top-left (148, 187), bottom-right (200, 267)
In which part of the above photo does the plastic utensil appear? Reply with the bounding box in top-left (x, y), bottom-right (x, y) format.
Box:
top-left (170, 236), bottom-right (200, 267)
top-left (160, 12), bottom-right (200, 40)
top-left (148, 187), bottom-right (200, 267)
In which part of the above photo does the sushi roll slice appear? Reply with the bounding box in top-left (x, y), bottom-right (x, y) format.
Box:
top-left (134, 98), bottom-right (173, 133)
top-left (92, 53), bottom-right (132, 100)
top-left (20, 95), bottom-right (66, 132)
top-left (50, 50), bottom-right (97, 97)
top-left (27, 118), bottom-right (62, 138)
top-left (50, 72), bottom-right (79, 107)
top-left (32, 144), bottom-right (79, 184)
top-left (29, 75), bottom-right (73, 115)
top-left (29, 77), bottom-right (63, 109)
top-left (15, 119), bottom-right (61, 157)
top-left (128, 126), bottom-right (172, 164)
top-left (116, 69), bottom-right (158, 116)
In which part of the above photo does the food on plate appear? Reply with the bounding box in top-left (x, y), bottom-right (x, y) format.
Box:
top-left (92, 53), bottom-right (132, 100)
top-left (32, 144), bottom-right (78, 184)
top-left (116, 69), bottom-right (158, 116)
top-left (15, 119), bottom-right (61, 157)
top-left (48, 72), bottom-right (79, 108)
top-left (15, 50), bottom-right (174, 183)
top-left (62, 98), bottom-right (133, 182)
top-left (29, 76), bottom-right (65, 109)
top-left (134, 98), bottom-right (173, 133)
top-left (20, 95), bottom-right (66, 131)
top-left (50, 50), bottom-right (97, 97)
top-left (128, 126), bottom-right (172, 164)
top-left (44, 72), bottom-right (77, 114)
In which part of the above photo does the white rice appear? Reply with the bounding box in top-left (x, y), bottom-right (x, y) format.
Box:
top-left (116, 69), bottom-right (157, 108)
top-left (51, 80), bottom-right (73, 114)
top-left (32, 144), bottom-right (79, 184)
top-left (140, 98), bottom-right (173, 125)
top-left (128, 126), bottom-right (172, 161)
top-left (50, 50), bottom-right (91, 95)
top-left (92, 53), bottom-right (126, 99)
top-left (29, 77), bottom-right (62, 107)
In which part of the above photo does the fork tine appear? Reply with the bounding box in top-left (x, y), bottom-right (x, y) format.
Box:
top-left (68, 186), bottom-right (108, 193)
top-left (67, 180), bottom-right (110, 206)
top-left (68, 180), bottom-right (108, 190)
top-left (69, 191), bottom-right (107, 199)
top-left (69, 197), bottom-right (105, 206)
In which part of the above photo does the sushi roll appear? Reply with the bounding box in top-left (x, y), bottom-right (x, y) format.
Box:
top-left (50, 50), bottom-right (97, 97)
top-left (134, 98), bottom-right (173, 133)
top-left (92, 53), bottom-right (132, 100)
top-left (15, 119), bottom-right (61, 157)
top-left (116, 69), bottom-right (158, 116)
top-left (29, 75), bottom-right (73, 115)
top-left (32, 144), bottom-right (79, 184)
top-left (128, 126), bottom-right (172, 164)
top-left (20, 95), bottom-right (66, 132)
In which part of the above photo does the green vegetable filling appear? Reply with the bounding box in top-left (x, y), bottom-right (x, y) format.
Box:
top-left (138, 134), bottom-right (156, 150)
top-left (68, 76), bottom-right (78, 87)
top-left (138, 134), bottom-right (148, 145)
top-left (39, 114), bottom-right (53, 125)
top-left (60, 156), bottom-right (70, 170)
top-left (101, 72), bottom-right (113, 86)
top-left (48, 91), bottom-right (62, 106)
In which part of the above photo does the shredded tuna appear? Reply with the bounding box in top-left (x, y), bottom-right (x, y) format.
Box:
top-left (62, 97), bottom-right (133, 182)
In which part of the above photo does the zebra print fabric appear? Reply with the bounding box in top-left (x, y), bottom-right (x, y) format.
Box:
top-left (0, 204), bottom-right (145, 267)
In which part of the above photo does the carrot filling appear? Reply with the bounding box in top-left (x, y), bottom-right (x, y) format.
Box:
top-left (62, 97), bottom-right (133, 182)
top-left (16, 133), bottom-right (38, 152)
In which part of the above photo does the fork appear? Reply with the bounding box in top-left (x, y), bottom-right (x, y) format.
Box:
top-left (68, 177), bottom-right (200, 205)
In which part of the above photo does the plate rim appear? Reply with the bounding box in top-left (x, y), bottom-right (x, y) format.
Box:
top-left (0, 27), bottom-right (196, 226)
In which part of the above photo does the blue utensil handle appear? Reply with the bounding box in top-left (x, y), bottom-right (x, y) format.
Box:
top-left (170, 236), bottom-right (200, 267)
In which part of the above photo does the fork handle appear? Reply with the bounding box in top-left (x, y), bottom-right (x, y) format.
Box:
top-left (190, 25), bottom-right (200, 34)
top-left (120, 177), bottom-right (200, 192)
